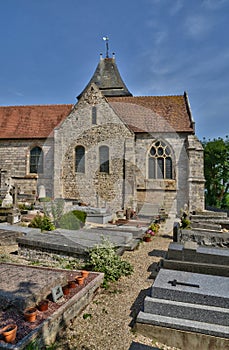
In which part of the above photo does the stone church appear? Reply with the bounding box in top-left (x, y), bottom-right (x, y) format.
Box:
top-left (0, 52), bottom-right (205, 218)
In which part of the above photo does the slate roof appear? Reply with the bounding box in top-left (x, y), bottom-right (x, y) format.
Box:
top-left (107, 94), bottom-right (194, 133)
top-left (0, 104), bottom-right (73, 139)
top-left (77, 57), bottom-right (132, 99)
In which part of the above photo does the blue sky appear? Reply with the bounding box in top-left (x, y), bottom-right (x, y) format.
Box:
top-left (0, 0), bottom-right (228, 140)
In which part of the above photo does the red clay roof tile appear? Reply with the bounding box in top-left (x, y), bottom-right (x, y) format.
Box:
top-left (107, 95), bottom-right (194, 133)
top-left (0, 104), bottom-right (73, 138)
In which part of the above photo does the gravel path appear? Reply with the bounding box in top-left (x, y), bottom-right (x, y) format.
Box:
top-left (55, 233), bottom-right (181, 350)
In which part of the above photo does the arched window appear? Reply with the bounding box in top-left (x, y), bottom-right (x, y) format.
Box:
top-left (75, 146), bottom-right (85, 173)
top-left (30, 146), bottom-right (43, 173)
top-left (99, 146), bottom-right (109, 173)
top-left (148, 141), bottom-right (173, 179)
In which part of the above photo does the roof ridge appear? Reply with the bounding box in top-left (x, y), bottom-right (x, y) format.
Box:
top-left (0, 103), bottom-right (74, 108)
top-left (108, 94), bottom-right (184, 99)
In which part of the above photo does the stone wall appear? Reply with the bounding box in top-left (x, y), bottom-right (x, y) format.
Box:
top-left (186, 135), bottom-right (205, 212)
top-left (54, 84), bottom-right (134, 212)
top-left (0, 138), bottom-right (54, 198)
top-left (135, 132), bottom-right (189, 216)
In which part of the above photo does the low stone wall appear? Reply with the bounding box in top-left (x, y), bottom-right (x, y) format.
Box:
top-left (174, 226), bottom-right (229, 247)
top-left (18, 245), bottom-right (86, 263)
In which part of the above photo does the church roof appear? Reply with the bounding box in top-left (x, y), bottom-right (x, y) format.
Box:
top-left (107, 94), bottom-right (194, 133)
top-left (77, 56), bottom-right (132, 99)
top-left (0, 104), bottom-right (73, 139)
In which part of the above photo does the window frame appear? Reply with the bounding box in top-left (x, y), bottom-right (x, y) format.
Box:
top-left (30, 146), bottom-right (44, 174)
top-left (148, 141), bottom-right (173, 180)
top-left (99, 145), bottom-right (109, 174)
top-left (75, 145), bottom-right (85, 174)
top-left (92, 106), bottom-right (97, 125)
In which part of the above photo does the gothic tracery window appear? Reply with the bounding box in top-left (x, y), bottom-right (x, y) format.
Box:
top-left (148, 141), bottom-right (173, 179)
top-left (30, 146), bottom-right (43, 173)
top-left (75, 145), bottom-right (85, 173)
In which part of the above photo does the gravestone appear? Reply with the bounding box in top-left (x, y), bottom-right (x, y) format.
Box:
top-left (38, 185), bottom-right (46, 199)
top-left (136, 268), bottom-right (229, 349)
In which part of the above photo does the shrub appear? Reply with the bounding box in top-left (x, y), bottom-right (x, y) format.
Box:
top-left (72, 210), bottom-right (87, 224)
top-left (39, 197), bottom-right (51, 202)
top-left (86, 239), bottom-right (133, 288)
top-left (58, 210), bottom-right (87, 230)
top-left (28, 215), bottom-right (55, 231)
top-left (181, 217), bottom-right (191, 229)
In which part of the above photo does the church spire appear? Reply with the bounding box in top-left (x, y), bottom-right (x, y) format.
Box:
top-left (77, 40), bottom-right (132, 99)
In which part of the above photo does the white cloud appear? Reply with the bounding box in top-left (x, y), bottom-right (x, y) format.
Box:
top-left (155, 31), bottom-right (167, 45)
top-left (184, 15), bottom-right (211, 38)
top-left (169, 0), bottom-right (184, 15)
top-left (202, 0), bottom-right (227, 10)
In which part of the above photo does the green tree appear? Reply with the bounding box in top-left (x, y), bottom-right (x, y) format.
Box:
top-left (202, 136), bottom-right (229, 209)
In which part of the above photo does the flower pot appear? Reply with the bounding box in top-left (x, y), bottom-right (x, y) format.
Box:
top-left (1, 324), bottom-right (17, 343)
top-left (144, 236), bottom-right (152, 242)
top-left (37, 299), bottom-right (49, 311)
top-left (81, 270), bottom-right (89, 278)
top-left (24, 307), bottom-right (37, 323)
top-left (62, 285), bottom-right (70, 295)
top-left (76, 276), bottom-right (85, 285)
top-left (68, 280), bottom-right (77, 288)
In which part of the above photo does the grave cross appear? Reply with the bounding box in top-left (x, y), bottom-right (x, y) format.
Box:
top-left (168, 279), bottom-right (199, 288)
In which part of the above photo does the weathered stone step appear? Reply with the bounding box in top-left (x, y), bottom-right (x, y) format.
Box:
top-left (143, 297), bottom-right (229, 326)
top-left (191, 221), bottom-right (222, 231)
top-left (191, 214), bottom-right (228, 221)
top-left (162, 259), bottom-right (229, 277)
top-left (192, 210), bottom-right (228, 218)
top-left (167, 242), bottom-right (229, 265)
top-left (136, 311), bottom-right (229, 339)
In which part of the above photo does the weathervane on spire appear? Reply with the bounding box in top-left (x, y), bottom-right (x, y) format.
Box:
top-left (102, 36), bottom-right (109, 58)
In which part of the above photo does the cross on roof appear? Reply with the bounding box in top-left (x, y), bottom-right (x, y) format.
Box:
top-left (103, 36), bottom-right (109, 58)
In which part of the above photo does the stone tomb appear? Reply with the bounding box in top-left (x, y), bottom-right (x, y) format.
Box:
top-left (0, 263), bottom-right (103, 349)
top-left (136, 269), bottom-right (229, 350)
top-left (174, 210), bottom-right (229, 247)
top-left (0, 264), bottom-right (67, 311)
top-left (17, 226), bottom-right (142, 261)
top-left (161, 241), bottom-right (229, 277)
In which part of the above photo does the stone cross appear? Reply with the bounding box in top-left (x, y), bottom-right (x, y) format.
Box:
top-left (168, 279), bottom-right (199, 288)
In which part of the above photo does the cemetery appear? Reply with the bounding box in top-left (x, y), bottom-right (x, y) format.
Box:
top-left (0, 180), bottom-right (228, 349)
top-left (135, 210), bottom-right (229, 350)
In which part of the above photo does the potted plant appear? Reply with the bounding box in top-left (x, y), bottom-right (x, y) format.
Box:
top-left (24, 307), bottom-right (37, 323)
top-left (37, 299), bottom-right (49, 312)
top-left (0, 324), bottom-right (17, 343)
top-left (62, 285), bottom-right (70, 295)
top-left (144, 229), bottom-right (155, 242)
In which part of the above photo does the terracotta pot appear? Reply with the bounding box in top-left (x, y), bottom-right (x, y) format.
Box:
top-left (81, 270), bottom-right (89, 278)
top-left (24, 307), bottom-right (37, 323)
top-left (62, 285), bottom-right (70, 295)
top-left (144, 236), bottom-right (152, 242)
top-left (37, 299), bottom-right (49, 311)
top-left (1, 324), bottom-right (17, 343)
top-left (76, 276), bottom-right (85, 285)
top-left (68, 280), bottom-right (77, 288)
